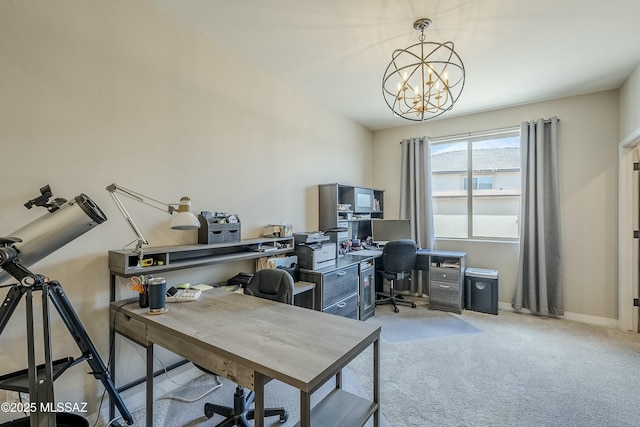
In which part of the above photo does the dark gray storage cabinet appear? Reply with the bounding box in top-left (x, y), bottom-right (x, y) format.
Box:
top-left (318, 183), bottom-right (384, 243)
top-left (465, 268), bottom-right (499, 315)
top-left (299, 261), bottom-right (359, 319)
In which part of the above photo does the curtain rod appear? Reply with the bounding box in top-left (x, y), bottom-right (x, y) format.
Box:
top-left (412, 125), bottom-right (520, 144)
top-left (400, 118), bottom-right (560, 145)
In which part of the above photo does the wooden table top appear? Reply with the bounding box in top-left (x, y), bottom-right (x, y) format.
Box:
top-left (112, 288), bottom-right (380, 393)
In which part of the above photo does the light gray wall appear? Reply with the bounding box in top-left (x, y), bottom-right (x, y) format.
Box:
top-left (372, 91), bottom-right (620, 321)
top-left (0, 0), bottom-right (372, 421)
top-left (0, 0), bottom-right (631, 422)
top-left (620, 63), bottom-right (640, 140)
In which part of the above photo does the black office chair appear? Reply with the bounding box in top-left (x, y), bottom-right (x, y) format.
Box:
top-left (243, 268), bottom-right (294, 304)
top-left (376, 239), bottom-right (417, 313)
top-left (202, 268), bottom-right (292, 426)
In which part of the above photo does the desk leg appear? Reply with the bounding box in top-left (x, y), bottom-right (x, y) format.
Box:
top-left (300, 391), bottom-right (311, 427)
top-left (254, 372), bottom-right (265, 427)
top-left (109, 274), bottom-right (117, 421)
top-left (373, 338), bottom-right (380, 427)
top-left (109, 331), bottom-right (116, 421)
top-left (146, 344), bottom-right (154, 427)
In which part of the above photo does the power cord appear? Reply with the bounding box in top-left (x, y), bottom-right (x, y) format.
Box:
top-left (93, 300), bottom-right (129, 427)
top-left (102, 365), bottom-right (223, 426)
top-left (99, 301), bottom-right (223, 426)
top-left (154, 355), bottom-right (223, 403)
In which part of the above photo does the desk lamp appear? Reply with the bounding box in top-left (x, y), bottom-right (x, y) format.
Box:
top-left (106, 183), bottom-right (200, 266)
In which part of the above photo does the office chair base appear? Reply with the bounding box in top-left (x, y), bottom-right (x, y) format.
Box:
top-left (376, 292), bottom-right (416, 313)
top-left (204, 386), bottom-right (288, 426)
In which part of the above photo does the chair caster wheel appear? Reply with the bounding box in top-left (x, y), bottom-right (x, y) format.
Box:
top-left (204, 406), bottom-right (214, 419)
top-left (280, 411), bottom-right (289, 423)
top-left (411, 303), bottom-right (416, 308)
top-left (394, 307), bottom-right (399, 313)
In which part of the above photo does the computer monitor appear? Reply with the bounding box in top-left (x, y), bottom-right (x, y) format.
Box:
top-left (370, 219), bottom-right (412, 245)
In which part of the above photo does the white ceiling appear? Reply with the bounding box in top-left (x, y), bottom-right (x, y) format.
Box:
top-left (149, 0), bottom-right (640, 131)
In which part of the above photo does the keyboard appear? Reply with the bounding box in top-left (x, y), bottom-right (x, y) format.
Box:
top-left (166, 288), bottom-right (201, 302)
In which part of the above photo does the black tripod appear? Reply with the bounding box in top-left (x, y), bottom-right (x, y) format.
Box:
top-left (0, 239), bottom-right (133, 427)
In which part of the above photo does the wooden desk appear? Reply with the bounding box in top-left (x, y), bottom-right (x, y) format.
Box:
top-left (110, 288), bottom-right (380, 427)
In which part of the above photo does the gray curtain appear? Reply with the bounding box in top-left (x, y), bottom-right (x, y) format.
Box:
top-left (399, 136), bottom-right (435, 295)
top-left (512, 117), bottom-right (563, 316)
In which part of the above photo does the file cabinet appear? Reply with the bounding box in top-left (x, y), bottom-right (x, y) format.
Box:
top-left (299, 261), bottom-right (359, 319)
top-left (429, 252), bottom-right (466, 314)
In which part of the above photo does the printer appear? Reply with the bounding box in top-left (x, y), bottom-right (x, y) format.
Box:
top-left (294, 232), bottom-right (336, 270)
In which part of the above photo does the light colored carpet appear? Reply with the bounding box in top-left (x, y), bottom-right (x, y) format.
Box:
top-left (128, 366), bottom-right (390, 427)
top-left (350, 300), bottom-right (640, 426)
top-left (127, 299), bottom-right (640, 426)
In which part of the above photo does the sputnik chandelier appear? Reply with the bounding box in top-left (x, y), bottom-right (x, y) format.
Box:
top-left (382, 18), bottom-right (465, 121)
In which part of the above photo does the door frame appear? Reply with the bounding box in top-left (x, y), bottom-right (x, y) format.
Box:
top-left (618, 128), bottom-right (640, 331)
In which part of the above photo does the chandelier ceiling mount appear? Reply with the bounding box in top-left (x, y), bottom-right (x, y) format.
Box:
top-left (413, 18), bottom-right (432, 32)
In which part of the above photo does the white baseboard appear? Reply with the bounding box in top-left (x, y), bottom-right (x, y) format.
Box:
top-left (94, 363), bottom-right (203, 427)
top-left (497, 302), bottom-right (618, 328)
top-left (561, 311), bottom-right (619, 328)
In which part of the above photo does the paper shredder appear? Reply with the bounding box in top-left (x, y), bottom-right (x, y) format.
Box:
top-left (465, 268), bottom-right (499, 315)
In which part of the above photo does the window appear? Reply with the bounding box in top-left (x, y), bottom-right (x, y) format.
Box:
top-left (464, 176), bottom-right (493, 190)
top-left (430, 127), bottom-right (521, 240)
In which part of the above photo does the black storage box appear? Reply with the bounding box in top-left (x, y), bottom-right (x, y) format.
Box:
top-left (465, 268), bottom-right (499, 315)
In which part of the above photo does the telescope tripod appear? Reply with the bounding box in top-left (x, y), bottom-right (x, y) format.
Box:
top-left (0, 245), bottom-right (133, 427)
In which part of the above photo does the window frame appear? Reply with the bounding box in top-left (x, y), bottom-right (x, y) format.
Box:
top-left (430, 126), bottom-right (521, 241)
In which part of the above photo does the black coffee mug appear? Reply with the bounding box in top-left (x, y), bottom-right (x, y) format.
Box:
top-left (147, 277), bottom-right (166, 313)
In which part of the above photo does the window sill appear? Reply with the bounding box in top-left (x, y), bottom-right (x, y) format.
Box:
top-left (435, 237), bottom-right (520, 244)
